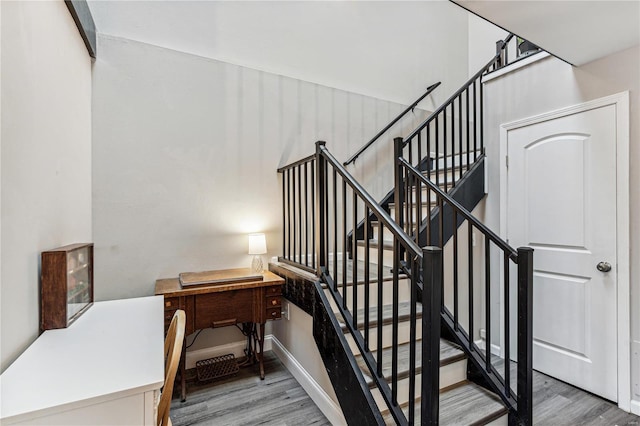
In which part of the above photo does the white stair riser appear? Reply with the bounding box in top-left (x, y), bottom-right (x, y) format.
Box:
top-left (423, 168), bottom-right (463, 185)
top-left (345, 318), bottom-right (423, 352)
top-left (431, 151), bottom-right (481, 170)
top-left (388, 204), bottom-right (433, 224)
top-left (392, 188), bottom-right (443, 204)
top-left (371, 357), bottom-right (467, 411)
top-left (370, 224), bottom-right (395, 243)
top-left (324, 278), bottom-right (411, 310)
top-left (325, 279), bottom-right (411, 313)
top-left (356, 244), bottom-right (394, 267)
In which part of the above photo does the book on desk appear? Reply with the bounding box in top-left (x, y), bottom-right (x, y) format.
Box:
top-left (179, 268), bottom-right (263, 288)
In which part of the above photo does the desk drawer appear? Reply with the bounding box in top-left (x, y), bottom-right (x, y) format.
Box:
top-left (266, 295), bottom-right (281, 308)
top-left (266, 286), bottom-right (282, 296)
top-left (194, 290), bottom-right (253, 329)
top-left (164, 297), bottom-right (179, 310)
top-left (267, 307), bottom-right (281, 320)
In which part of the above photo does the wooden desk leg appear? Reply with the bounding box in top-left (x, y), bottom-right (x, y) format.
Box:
top-left (180, 342), bottom-right (187, 402)
top-left (258, 322), bottom-right (266, 380)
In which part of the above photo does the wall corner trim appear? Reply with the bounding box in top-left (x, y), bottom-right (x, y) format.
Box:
top-left (64, 0), bottom-right (96, 58)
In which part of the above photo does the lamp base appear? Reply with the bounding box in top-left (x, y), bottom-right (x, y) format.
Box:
top-left (251, 255), bottom-right (264, 273)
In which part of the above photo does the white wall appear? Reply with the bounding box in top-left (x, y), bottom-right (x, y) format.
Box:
top-left (87, 0), bottom-right (470, 110)
top-left (92, 35), bottom-right (430, 346)
top-left (88, 2), bottom-right (501, 371)
top-left (468, 13), bottom-right (508, 76)
top-left (0, 0), bottom-right (4, 375)
top-left (0, 1), bottom-right (93, 372)
top-left (482, 46), bottom-right (640, 408)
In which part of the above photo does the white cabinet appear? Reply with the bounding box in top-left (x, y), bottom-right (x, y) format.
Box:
top-left (1, 297), bottom-right (164, 425)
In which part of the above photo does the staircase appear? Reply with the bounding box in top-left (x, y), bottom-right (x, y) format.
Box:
top-left (359, 166), bottom-right (506, 425)
top-left (275, 33), bottom-right (534, 425)
top-left (331, 213), bottom-right (510, 424)
top-left (320, 157), bottom-right (509, 425)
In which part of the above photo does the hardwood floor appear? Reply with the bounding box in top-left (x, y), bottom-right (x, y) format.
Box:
top-left (532, 371), bottom-right (639, 426)
top-left (170, 350), bottom-right (639, 425)
top-left (169, 351), bottom-right (331, 426)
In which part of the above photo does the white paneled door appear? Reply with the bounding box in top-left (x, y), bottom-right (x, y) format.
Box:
top-left (506, 105), bottom-right (618, 401)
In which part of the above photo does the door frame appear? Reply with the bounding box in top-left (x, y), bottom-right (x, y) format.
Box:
top-left (498, 92), bottom-right (630, 410)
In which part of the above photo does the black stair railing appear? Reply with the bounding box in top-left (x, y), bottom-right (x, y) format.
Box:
top-left (402, 34), bottom-right (514, 194)
top-left (277, 154), bottom-right (317, 273)
top-left (395, 140), bottom-right (533, 425)
top-left (344, 82), bottom-right (441, 167)
top-left (276, 31), bottom-right (536, 425)
top-left (277, 82), bottom-right (441, 271)
top-left (346, 34), bottom-right (519, 261)
top-left (315, 140), bottom-right (443, 425)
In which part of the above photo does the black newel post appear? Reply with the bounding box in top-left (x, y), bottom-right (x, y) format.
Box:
top-left (517, 247), bottom-right (534, 425)
top-left (421, 246), bottom-right (442, 425)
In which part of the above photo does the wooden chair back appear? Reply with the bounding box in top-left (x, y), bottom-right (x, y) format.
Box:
top-left (157, 309), bottom-right (185, 426)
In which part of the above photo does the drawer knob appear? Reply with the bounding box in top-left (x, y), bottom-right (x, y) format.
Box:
top-left (271, 299), bottom-right (277, 305)
top-left (271, 311), bottom-right (277, 317)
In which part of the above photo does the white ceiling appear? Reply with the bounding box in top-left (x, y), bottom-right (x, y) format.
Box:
top-left (85, 1), bottom-right (474, 107)
top-left (84, 0), bottom-right (637, 104)
top-left (453, 0), bottom-right (640, 66)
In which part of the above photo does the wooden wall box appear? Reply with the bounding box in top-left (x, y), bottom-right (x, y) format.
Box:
top-left (41, 243), bottom-right (94, 332)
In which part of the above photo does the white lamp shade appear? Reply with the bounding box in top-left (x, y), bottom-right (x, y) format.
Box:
top-left (248, 233), bottom-right (267, 255)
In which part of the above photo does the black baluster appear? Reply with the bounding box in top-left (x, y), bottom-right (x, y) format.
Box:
top-left (315, 142), bottom-right (326, 274)
top-left (504, 251), bottom-right (511, 398)
top-left (304, 162), bottom-right (308, 267)
top-left (485, 238), bottom-right (491, 371)
top-left (453, 210), bottom-right (459, 330)
top-left (468, 224), bottom-right (474, 345)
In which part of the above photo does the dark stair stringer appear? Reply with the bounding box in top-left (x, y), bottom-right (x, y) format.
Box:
top-left (422, 156), bottom-right (486, 247)
top-left (269, 262), bottom-right (385, 426)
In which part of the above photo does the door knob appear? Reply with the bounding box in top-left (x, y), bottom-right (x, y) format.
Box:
top-left (596, 262), bottom-right (612, 272)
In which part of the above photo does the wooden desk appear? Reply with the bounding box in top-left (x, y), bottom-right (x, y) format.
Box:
top-left (154, 268), bottom-right (284, 401)
top-left (0, 296), bottom-right (164, 425)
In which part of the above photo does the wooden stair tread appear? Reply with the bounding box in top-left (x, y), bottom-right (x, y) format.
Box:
top-left (356, 339), bottom-right (466, 388)
top-left (323, 258), bottom-right (402, 286)
top-left (387, 201), bottom-right (438, 209)
top-left (338, 301), bottom-right (422, 332)
top-left (382, 381), bottom-right (508, 425)
top-left (430, 150), bottom-right (482, 165)
top-left (423, 163), bottom-right (463, 173)
top-left (439, 381), bottom-right (507, 425)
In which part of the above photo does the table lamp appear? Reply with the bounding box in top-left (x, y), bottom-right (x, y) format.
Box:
top-left (248, 233), bottom-right (267, 273)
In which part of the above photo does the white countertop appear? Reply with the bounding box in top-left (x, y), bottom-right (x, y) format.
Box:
top-left (0, 296), bottom-right (165, 423)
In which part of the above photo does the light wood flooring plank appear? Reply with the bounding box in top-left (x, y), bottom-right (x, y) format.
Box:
top-left (170, 352), bottom-right (330, 426)
top-left (169, 350), bottom-right (639, 426)
top-left (486, 354), bottom-right (639, 425)
top-left (532, 371), bottom-right (639, 425)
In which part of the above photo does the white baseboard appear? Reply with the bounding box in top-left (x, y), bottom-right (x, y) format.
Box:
top-left (630, 399), bottom-right (640, 416)
top-left (269, 335), bottom-right (347, 426)
top-left (474, 339), bottom-right (502, 357)
top-left (185, 338), bottom-right (272, 370)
